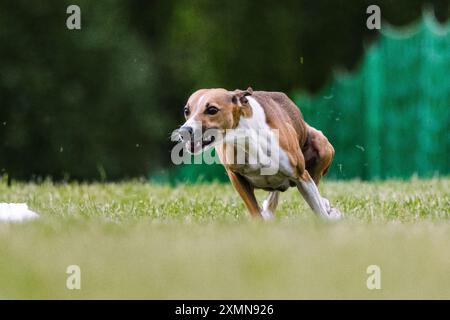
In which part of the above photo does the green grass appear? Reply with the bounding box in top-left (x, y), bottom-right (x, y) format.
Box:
top-left (0, 178), bottom-right (449, 299)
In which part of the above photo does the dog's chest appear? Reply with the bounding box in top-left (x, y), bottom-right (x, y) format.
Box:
top-left (228, 148), bottom-right (293, 191)
top-left (224, 96), bottom-right (295, 191)
top-left (243, 169), bottom-right (292, 191)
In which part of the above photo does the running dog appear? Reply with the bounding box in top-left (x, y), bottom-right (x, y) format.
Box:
top-left (176, 87), bottom-right (341, 220)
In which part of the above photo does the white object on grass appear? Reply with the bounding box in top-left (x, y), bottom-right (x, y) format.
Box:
top-left (0, 203), bottom-right (39, 222)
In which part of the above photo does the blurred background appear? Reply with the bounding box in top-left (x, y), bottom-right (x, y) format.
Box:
top-left (0, 0), bottom-right (448, 183)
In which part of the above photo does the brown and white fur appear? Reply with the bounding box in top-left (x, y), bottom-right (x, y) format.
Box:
top-left (178, 87), bottom-right (341, 220)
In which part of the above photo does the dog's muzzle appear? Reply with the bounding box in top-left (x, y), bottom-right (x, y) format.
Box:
top-left (178, 126), bottom-right (217, 154)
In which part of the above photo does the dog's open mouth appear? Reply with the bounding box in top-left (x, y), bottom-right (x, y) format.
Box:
top-left (187, 134), bottom-right (216, 154)
top-left (202, 134), bottom-right (215, 147)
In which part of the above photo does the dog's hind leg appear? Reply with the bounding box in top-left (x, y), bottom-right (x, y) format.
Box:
top-left (296, 170), bottom-right (341, 220)
top-left (302, 125), bottom-right (335, 186)
top-left (261, 191), bottom-right (280, 220)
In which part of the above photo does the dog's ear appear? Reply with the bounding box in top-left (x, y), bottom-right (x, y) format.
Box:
top-left (232, 87), bottom-right (253, 105)
top-left (232, 87), bottom-right (253, 118)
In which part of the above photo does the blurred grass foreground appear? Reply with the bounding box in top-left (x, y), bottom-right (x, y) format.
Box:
top-left (0, 178), bottom-right (449, 298)
top-left (174, 11), bottom-right (450, 183)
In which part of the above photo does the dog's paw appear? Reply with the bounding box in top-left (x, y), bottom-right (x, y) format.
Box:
top-left (327, 207), bottom-right (342, 220)
top-left (261, 200), bottom-right (274, 220)
top-left (260, 210), bottom-right (274, 220)
top-left (321, 197), bottom-right (342, 220)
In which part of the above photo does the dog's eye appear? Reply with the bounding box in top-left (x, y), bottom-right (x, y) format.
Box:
top-left (205, 106), bottom-right (219, 115)
top-left (184, 107), bottom-right (190, 117)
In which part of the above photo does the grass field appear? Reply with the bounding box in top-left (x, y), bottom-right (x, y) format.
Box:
top-left (0, 177), bottom-right (449, 299)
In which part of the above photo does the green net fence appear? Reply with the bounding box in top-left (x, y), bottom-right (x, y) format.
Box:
top-left (166, 12), bottom-right (449, 183)
top-left (294, 11), bottom-right (449, 180)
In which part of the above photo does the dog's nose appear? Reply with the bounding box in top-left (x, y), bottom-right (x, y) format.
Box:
top-left (179, 126), bottom-right (194, 139)
top-left (180, 126), bottom-right (193, 135)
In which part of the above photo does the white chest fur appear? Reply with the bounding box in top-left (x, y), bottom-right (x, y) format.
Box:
top-left (223, 96), bottom-right (294, 191)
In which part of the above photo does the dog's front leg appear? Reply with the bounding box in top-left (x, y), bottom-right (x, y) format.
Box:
top-left (296, 170), bottom-right (341, 220)
top-left (261, 191), bottom-right (280, 220)
top-left (227, 170), bottom-right (261, 218)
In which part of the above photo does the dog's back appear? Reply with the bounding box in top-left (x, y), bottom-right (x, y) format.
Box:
top-left (251, 91), bottom-right (308, 147)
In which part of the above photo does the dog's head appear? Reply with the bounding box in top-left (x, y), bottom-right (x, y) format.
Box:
top-left (176, 87), bottom-right (253, 153)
